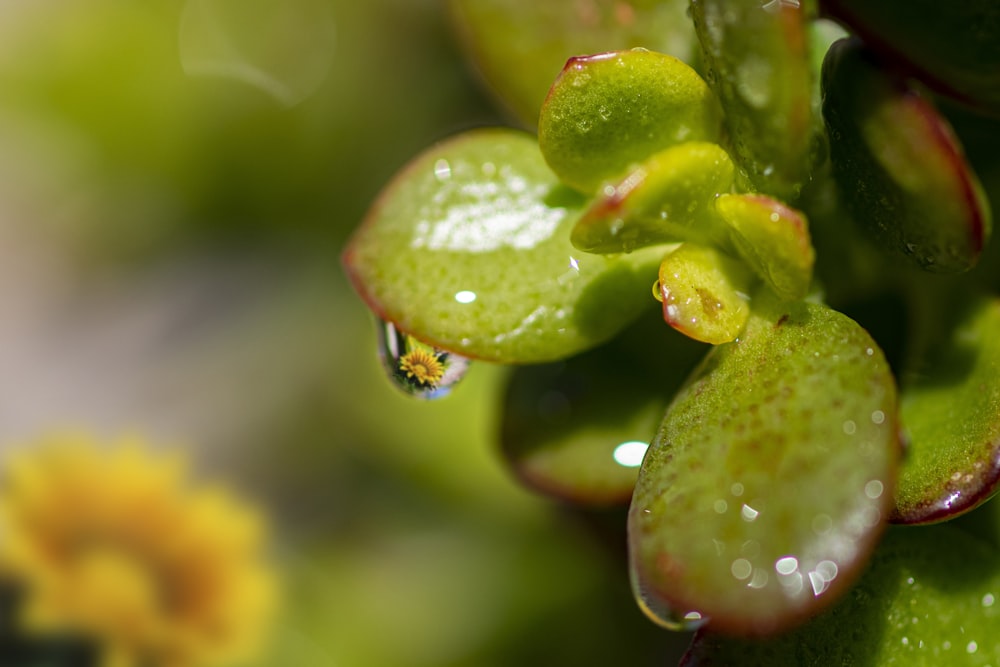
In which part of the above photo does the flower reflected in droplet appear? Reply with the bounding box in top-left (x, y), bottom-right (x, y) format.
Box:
top-left (398, 347), bottom-right (446, 387)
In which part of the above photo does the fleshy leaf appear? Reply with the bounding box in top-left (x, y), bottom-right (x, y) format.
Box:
top-left (500, 312), bottom-right (704, 505)
top-left (821, 38), bottom-right (992, 273)
top-left (656, 244), bottom-right (752, 345)
top-left (570, 142), bottom-right (735, 254)
top-left (538, 49), bottom-right (723, 194)
top-left (343, 129), bottom-right (660, 363)
top-left (690, 0), bottom-right (814, 199)
top-left (894, 296), bottom-right (1000, 524)
top-left (629, 295), bottom-right (899, 635)
top-left (682, 525), bottom-right (1000, 665)
top-left (820, 0), bottom-right (1000, 115)
top-left (715, 193), bottom-right (814, 301)
top-left (448, 0), bottom-right (698, 128)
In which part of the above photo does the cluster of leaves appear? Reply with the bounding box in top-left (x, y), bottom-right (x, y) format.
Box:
top-left (344, 0), bottom-right (1000, 663)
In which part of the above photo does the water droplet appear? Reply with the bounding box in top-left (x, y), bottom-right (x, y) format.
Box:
top-left (871, 410), bottom-right (886, 424)
top-left (376, 318), bottom-right (470, 400)
top-left (632, 573), bottom-right (708, 631)
top-left (613, 441), bottom-right (648, 468)
top-left (651, 280), bottom-right (664, 303)
top-left (434, 159), bottom-right (452, 181)
top-left (454, 290), bottom-right (477, 304)
top-left (968, 641), bottom-right (979, 654)
top-left (741, 504), bottom-right (760, 521)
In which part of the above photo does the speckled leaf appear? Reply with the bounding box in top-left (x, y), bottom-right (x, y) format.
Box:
top-left (821, 0), bottom-right (1000, 115)
top-left (683, 524), bottom-right (1000, 665)
top-left (538, 49), bottom-right (723, 194)
top-left (629, 295), bottom-right (899, 635)
top-left (715, 194), bottom-right (814, 301)
top-left (690, 0), bottom-right (814, 200)
top-left (822, 38), bottom-right (992, 273)
top-left (657, 244), bottom-right (752, 345)
top-left (500, 312), bottom-right (705, 505)
top-left (570, 143), bottom-right (735, 254)
top-left (343, 129), bottom-right (660, 363)
top-left (449, 0), bottom-right (698, 128)
top-left (894, 296), bottom-right (1000, 524)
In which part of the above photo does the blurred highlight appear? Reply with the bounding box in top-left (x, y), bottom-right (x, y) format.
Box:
top-left (0, 433), bottom-right (277, 667)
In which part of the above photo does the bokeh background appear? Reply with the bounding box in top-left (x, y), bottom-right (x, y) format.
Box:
top-left (0, 1), bottom-right (691, 664)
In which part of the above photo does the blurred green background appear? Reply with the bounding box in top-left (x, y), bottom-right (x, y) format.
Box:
top-left (0, 1), bottom-right (689, 664)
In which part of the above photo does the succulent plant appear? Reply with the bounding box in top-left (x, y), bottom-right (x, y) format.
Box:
top-left (344, 0), bottom-right (1000, 662)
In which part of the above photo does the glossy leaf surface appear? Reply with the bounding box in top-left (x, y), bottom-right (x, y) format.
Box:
top-left (822, 38), bottom-right (992, 273)
top-left (629, 296), bottom-right (899, 635)
top-left (683, 525), bottom-right (1000, 665)
top-left (715, 194), bottom-right (814, 301)
top-left (821, 0), bottom-right (1000, 115)
top-left (570, 143), bottom-right (734, 254)
top-left (895, 296), bottom-right (1000, 524)
top-left (449, 0), bottom-right (698, 128)
top-left (343, 129), bottom-right (660, 363)
top-left (657, 244), bottom-right (752, 345)
top-left (690, 0), bottom-right (814, 199)
top-left (500, 312), bottom-right (704, 505)
top-left (539, 49), bottom-right (723, 194)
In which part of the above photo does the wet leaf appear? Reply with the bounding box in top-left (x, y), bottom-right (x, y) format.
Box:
top-left (715, 194), bottom-right (814, 301)
top-left (449, 0), bottom-right (698, 128)
top-left (570, 143), bottom-right (735, 254)
top-left (656, 244), bottom-right (752, 345)
top-left (629, 295), bottom-right (899, 635)
top-left (343, 129), bottom-right (660, 364)
top-left (500, 312), bottom-right (704, 505)
top-left (894, 296), bottom-right (1000, 524)
top-left (690, 0), bottom-right (814, 199)
top-left (538, 49), bottom-right (723, 194)
top-left (820, 0), bottom-right (1000, 115)
top-left (682, 524), bottom-right (1000, 665)
top-left (821, 38), bottom-right (992, 273)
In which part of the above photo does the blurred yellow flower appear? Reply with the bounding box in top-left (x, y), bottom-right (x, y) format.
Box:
top-left (0, 433), bottom-right (277, 667)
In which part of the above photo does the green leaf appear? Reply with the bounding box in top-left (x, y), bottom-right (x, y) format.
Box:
top-left (715, 194), bottom-right (814, 301)
top-left (343, 129), bottom-right (661, 364)
top-left (895, 295), bottom-right (1000, 524)
top-left (821, 38), bottom-right (992, 273)
top-left (821, 0), bottom-right (1000, 115)
top-left (500, 311), bottom-right (705, 505)
top-left (449, 0), bottom-right (699, 128)
top-left (682, 524), bottom-right (1000, 665)
top-left (539, 49), bottom-right (723, 194)
top-left (690, 0), bottom-right (815, 200)
top-left (629, 296), bottom-right (899, 635)
top-left (656, 244), bottom-right (753, 345)
top-left (570, 142), bottom-right (735, 254)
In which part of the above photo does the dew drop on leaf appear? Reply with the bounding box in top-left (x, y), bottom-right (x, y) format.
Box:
top-left (375, 318), bottom-right (470, 400)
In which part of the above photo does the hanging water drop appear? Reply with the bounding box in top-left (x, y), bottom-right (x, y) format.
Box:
top-left (631, 568), bottom-right (708, 631)
top-left (376, 318), bottom-right (470, 399)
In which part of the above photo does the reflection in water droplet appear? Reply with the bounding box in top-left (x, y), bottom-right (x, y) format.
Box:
top-left (376, 318), bottom-right (470, 400)
top-left (613, 441), bottom-right (648, 468)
